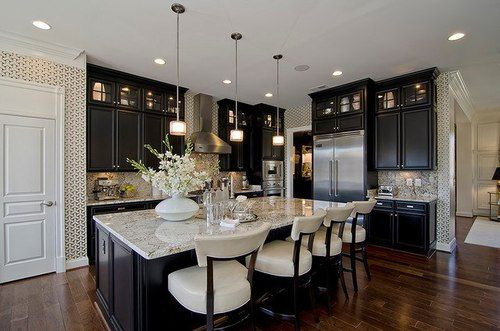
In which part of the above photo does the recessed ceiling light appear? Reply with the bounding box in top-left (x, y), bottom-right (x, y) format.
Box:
top-left (222, 79), bottom-right (232, 84)
top-left (154, 58), bottom-right (166, 65)
top-left (32, 20), bottom-right (51, 30)
top-left (448, 32), bottom-right (465, 41)
top-left (332, 70), bottom-right (343, 76)
top-left (294, 65), bottom-right (310, 72)
top-left (265, 93), bottom-right (273, 98)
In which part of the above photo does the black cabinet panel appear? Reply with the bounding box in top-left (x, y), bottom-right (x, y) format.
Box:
top-left (395, 212), bottom-right (426, 251)
top-left (313, 119), bottom-right (336, 135)
top-left (97, 227), bottom-right (110, 309)
top-left (337, 113), bottom-right (364, 132)
top-left (375, 113), bottom-right (399, 169)
top-left (369, 209), bottom-right (393, 246)
top-left (262, 128), bottom-right (274, 160)
top-left (401, 108), bottom-right (431, 169)
top-left (88, 106), bottom-right (115, 171)
top-left (112, 239), bottom-right (135, 331)
top-left (116, 110), bottom-right (141, 170)
top-left (143, 113), bottom-right (164, 169)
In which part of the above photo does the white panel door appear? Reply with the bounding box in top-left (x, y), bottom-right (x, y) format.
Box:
top-left (0, 114), bottom-right (56, 283)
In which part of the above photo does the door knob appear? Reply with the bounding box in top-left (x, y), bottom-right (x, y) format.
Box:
top-left (41, 201), bottom-right (54, 207)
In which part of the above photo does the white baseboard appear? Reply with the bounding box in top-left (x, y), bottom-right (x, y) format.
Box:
top-left (56, 256), bottom-right (66, 273)
top-left (66, 256), bottom-right (89, 270)
top-left (436, 237), bottom-right (457, 253)
top-left (456, 211), bottom-right (473, 218)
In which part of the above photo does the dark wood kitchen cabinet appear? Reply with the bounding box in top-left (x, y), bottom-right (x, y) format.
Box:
top-left (367, 199), bottom-right (436, 256)
top-left (87, 64), bottom-right (187, 172)
top-left (116, 110), bottom-right (141, 171)
top-left (374, 68), bottom-right (438, 170)
top-left (88, 106), bottom-right (115, 171)
top-left (310, 79), bottom-right (373, 135)
top-left (96, 223), bottom-right (135, 331)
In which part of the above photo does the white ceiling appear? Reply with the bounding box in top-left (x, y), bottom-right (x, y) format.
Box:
top-left (1, 0), bottom-right (500, 111)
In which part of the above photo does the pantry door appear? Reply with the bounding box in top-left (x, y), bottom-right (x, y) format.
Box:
top-left (0, 112), bottom-right (57, 283)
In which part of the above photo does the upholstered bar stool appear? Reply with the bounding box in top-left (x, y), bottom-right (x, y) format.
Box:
top-left (286, 204), bottom-right (355, 313)
top-left (250, 209), bottom-right (327, 330)
top-left (334, 199), bottom-right (377, 292)
top-left (168, 222), bottom-right (271, 331)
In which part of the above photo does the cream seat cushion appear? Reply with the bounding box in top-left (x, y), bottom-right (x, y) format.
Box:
top-left (333, 223), bottom-right (366, 243)
top-left (249, 240), bottom-right (312, 277)
top-left (168, 260), bottom-right (250, 314)
top-left (285, 227), bottom-right (342, 257)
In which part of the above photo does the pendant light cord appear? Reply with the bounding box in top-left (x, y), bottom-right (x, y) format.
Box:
top-left (276, 57), bottom-right (280, 136)
top-left (235, 38), bottom-right (238, 131)
top-left (176, 11), bottom-right (180, 122)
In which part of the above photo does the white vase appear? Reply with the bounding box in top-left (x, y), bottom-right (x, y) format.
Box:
top-left (155, 193), bottom-right (199, 221)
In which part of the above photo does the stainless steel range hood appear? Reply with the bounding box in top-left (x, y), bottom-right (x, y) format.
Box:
top-left (190, 94), bottom-right (231, 154)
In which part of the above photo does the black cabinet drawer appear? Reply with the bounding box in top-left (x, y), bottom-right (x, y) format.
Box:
top-left (396, 201), bottom-right (426, 213)
top-left (374, 199), bottom-right (393, 209)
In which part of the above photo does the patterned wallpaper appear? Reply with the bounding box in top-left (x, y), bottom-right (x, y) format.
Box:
top-left (0, 51), bottom-right (87, 261)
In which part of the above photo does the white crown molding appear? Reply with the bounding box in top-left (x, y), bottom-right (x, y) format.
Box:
top-left (0, 29), bottom-right (86, 69)
top-left (448, 70), bottom-right (475, 121)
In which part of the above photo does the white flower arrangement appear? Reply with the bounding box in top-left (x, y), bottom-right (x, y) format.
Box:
top-left (128, 136), bottom-right (209, 197)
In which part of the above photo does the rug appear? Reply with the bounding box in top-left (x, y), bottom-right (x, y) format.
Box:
top-left (464, 217), bottom-right (500, 248)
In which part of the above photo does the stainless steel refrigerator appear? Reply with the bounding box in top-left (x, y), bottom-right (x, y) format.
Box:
top-left (313, 130), bottom-right (372, 202)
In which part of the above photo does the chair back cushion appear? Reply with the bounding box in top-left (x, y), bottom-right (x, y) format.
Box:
top-left (290, 208), bottom-right (327, 241)
top-left (194, 222), bottom-right (271, 267)
top-left (324, 203), bottom-right (355, 227)
top-left (353, 199), bottom-right (377, 215)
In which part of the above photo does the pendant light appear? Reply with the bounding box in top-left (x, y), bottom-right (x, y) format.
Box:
top-left (272, 54), bottom-right (284, 146)
top-left (169, 3), bottom-right (187, 136)
top-left (229, 32), bottom-right (244, 142)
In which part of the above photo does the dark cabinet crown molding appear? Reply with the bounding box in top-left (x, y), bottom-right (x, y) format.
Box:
top-left (374, 67), bottom-right (440, 88)
top-left (308, 78), bottom-right (374, 99)
top-left (87, 63), bottom-right (189, 93)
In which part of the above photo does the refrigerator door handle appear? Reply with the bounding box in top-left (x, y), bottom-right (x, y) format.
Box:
top-left (335, 160), bottom-right (340, 197)
top-left (329, 160), bottom-right (333, 196)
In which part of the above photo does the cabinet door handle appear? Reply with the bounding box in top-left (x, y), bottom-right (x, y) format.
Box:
top-left (376, 202), bottom-right (382, 206)
top-left (102, 239), bottom-right (106, 254)
top-left (406, 205), bottom-right (414, 208)
top-left (116, 165), bottom-right (120, 168)
top-left (117, 207), bottom-right (126, 211)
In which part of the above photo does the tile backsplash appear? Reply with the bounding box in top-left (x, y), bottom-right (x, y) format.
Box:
top-left (377, 171), bottom-right (438, 196)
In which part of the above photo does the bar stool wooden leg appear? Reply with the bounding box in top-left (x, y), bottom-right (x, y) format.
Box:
top-left (325, 259), bottom-right (333, 315)
top-left (337, 257), bottom-right (349, 300)
top-left (293, 278), bottom-right (300, 331)
top-left (362, 242), bottom-right (371, 281)
top-left (307, 276), bottom-right (319, 323)
top-left (349, 243), bottom-right (358, 292)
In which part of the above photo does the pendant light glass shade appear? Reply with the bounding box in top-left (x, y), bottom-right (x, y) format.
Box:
top-left (272, 135), bottom-right (284, 146)
top-left (230, 129), bottom-right (244, 142)
top-left (273, 54), bottom-right (284, 146)
top-left (230, 32), bottom-right (244, 142)
top-left (169, 3), bottom-right (186, 136)
top-left (169, 120), bottom-right (187, 136)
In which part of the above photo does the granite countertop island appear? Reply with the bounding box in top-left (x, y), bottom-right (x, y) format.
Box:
top-left (93, 197), bottom-right (343, 260)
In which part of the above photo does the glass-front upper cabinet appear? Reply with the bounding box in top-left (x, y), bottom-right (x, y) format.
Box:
top-left (338, 91), bottom-right (363, 115)
top-left (263, 113), bottom-right (274, 128)
top-left (376, 88), bottom-right (400, 112)
top-left (166, 93), bottom-right (183, 115)
top-left (402, 81), bottom-right (430, 108)
top-left (227, 109), bottom-right (249, 127)
top-left (144, 89), bottom-right (163, 112)
top-left (117, 83), bottom-right (140, 110)
top-left (314, 98), bottom-right (336, 118)
top-left (89, 79), bottom-right (114, 105)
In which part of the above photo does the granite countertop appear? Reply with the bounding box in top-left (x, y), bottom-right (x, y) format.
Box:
top-left (87, 195), bottom-right (165, 206)
top-left (93, 197), bottom-right (345, 260)
top-left (373, 195), bottom-right (438, 203)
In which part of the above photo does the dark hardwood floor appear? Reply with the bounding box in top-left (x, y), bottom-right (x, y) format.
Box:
top-left (1, 216), bottom-right (499, 330)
